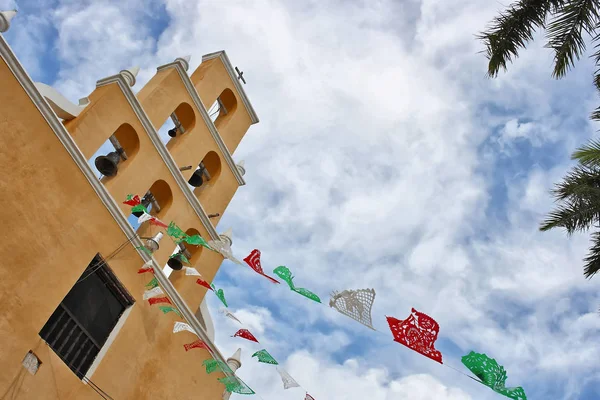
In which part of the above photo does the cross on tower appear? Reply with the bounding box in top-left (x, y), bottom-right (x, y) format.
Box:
top-left (235, 66), bottom-right (246, 84)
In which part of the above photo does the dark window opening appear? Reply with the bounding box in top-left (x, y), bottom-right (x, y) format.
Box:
top-left (39, 254), bottom-right (134, 379)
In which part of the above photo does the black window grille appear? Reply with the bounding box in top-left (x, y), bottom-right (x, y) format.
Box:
top-left (39, 254), bottom-right (134, 378)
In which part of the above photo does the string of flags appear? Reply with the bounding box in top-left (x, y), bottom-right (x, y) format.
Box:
top-left (123, 194), bottom-right (526, 400)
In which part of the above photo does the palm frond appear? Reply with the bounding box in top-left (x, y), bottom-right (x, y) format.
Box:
top-left (479, 0), bottom-right (564, 77)
top-left (583, 231), bottom-right (600, 277)
top-left (572, 139), bottom-right (600, 166)
top-left (540, 166), bottom-right (600, 233)
top-left (540, 198), bottom-right (600, 233)
top-left (550, 165), bottom-right (600, 200)
top-left (546, 0), bottom-right (600, 78)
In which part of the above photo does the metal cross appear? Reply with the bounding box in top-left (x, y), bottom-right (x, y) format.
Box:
top-left (235, 66), bottom-right (246, 84)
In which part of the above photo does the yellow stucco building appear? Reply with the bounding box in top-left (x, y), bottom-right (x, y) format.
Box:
top-left (0, 10), bottom-right (257, 399)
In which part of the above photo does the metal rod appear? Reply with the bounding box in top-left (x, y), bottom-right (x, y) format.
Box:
top-left (179, 165), bottom-right (193, 171)
top-left (109, 135), bottom-right (128, 161)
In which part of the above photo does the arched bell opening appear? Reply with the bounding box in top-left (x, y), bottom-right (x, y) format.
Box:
top-left (213, 88), bottom-right (237, 130)
top-left (90, 123), bottom-right (140, 179)
top-left (190, 151), bottom-right (221, 196)
top-left (160, 102), bottom-right (195, 149)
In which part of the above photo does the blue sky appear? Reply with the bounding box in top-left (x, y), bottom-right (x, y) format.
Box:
top-left (4, 0), bottom-right (600, 399)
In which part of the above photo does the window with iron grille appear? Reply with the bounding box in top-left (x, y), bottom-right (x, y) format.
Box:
top-left (39, 254), bottom-right (134, 378)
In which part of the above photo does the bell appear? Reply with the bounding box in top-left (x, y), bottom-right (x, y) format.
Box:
top-left (94, 151), bottom-right (121, 177)
top-left (168, 127), bottom-right (178, 138)
top-left (188, 169), bottom-right (204, 187)
top-left (167, 253), bottom-right (184, 271)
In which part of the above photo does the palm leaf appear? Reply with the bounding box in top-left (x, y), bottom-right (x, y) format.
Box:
top-left (572, 139), bottom-right (600, 166)
top-left (478, 0), bottom-right (564, 77)
top-left (546, 0), bottom-right (600, 78)
top-left (583, 231), bottom-right (600, 277)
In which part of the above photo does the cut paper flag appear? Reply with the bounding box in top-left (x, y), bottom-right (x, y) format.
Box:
top-left (138, 260), bottom-right (154, 274)
top-left (173, 322), bottom-right (196, 335)
top-left (148, 296), bottom-right (172, 306)
top-left (232, 329), bottom-right (259, 343)
top-left (145, 277), bottom-right (159, 289)
top-left (167, 222), bottom-right (188, 243)
top-left (305, 394), bottom-right (316, 400)
top-left (158, 305), bottom-right (181, 317)
top-left (196, 278), bottom-right (213, 291)
top-left (184, 234), bottom-right (213, 250)
top-left (243, 249), bottom-right (280, 284)
top-left (212, 285), bottom-right (228, 307)
top-left (220, 308), bottom-right (242, 324)
top-left (207, 238), bottom-right (242, 264)
top-left (142, 286), bottom-right (164, 300)
top-left (184, 339), bottom-right (211, 352)
top-left (137, 212), bottom-right (168, 228)
top-left (330, 288), bottom-right (376, 330)
top-left (461, 351), bottom-right (527, 400)
top-left (185, 267), bottom-right (201, 276)
top-left (218, 376), bottom-right (255, 395)
top-left (123, 194), bottom-right (141, 206)
top-left (386, 308), bottom-right (443, 364)
top-left (276, 367), bottom-right (300, 389)
top-left (202, 359), bottom-right (229, 374)
top-left (273, 266), bottom-right (321, 303)
top-left (252, 349), bottom-right (278, 365)
top-left (170, 252), bottom-right (190, 265)
top-left (131, 204), bottom-right (148, 215)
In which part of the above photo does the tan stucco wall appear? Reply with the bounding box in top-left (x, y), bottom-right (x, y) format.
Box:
top-left (0, 57), bottom-right (228, 399)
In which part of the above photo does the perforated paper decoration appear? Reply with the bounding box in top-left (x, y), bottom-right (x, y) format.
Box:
top-left (386, 308), bottom-right (443, 364)
top-left (243, 249), bottom-right (280, 284)
top-left (221, 308), bottom-right (242, 324)
top-left (252, 349), bottom-right (278, 365)
top-left (276, 367), bottom-right (300, 389)
top-left (173, 322), bottom-right (196, 335)
top-left (305, 394), bottom-right (315, 400)
top-left (145, 277), bottom-right (159, 289)
top-left (184, 234), bottom-right (213, 250)
top-left (138, 213), bottom-right (168, 228)
top-left (123, 194), bottom-right (141, 206)
top-left (196, 278), bottom-right (213, 291)
top-left (218, 376), bottom-right (255, 395)
top-left (184, 267), bottom-right (201, 276)
top-left (293, 287), bottom-right (321, 303)
top-left (462, 351), bottom-right (527, 400)
top-left (184, 339), bottom-right (211, 352)
top-left (214, 287), bottom-right (228, 307)
top-left (131, 204), bottom-right (148, 215)
top-left (233, 329), bottom-right (259, 343)
top-left (330, 289), bottom-right (376, 330)
top-left (142, 286), bottom-right (164, 300)
top-left (273, 266), bottom-right (321, 303)
top-left (202, 359), bottom-right (229, 374)
top-left (159, 305), bottom-right (181, 317)
top-left (138, 260), bottom-right (154, 274)
top-left (207, 239), bottom-right (242, 264)
top-left (138, 212), bottom-right (153, 224)
top-left (167, 222), bottom-right (187, 243)
top-left (148, 296), bottom-right (171, 306)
